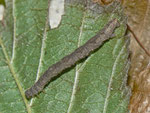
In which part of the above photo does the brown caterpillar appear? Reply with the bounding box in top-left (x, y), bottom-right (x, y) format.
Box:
top-left (25, 19), bottom-right (120, 99)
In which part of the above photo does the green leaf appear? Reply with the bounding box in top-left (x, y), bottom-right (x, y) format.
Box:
top-left (0, 0), bottom-right (5, 6)
top-left (0, 0), bottom-right (130, 113)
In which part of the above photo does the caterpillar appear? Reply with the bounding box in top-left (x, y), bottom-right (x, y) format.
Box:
top-left (25, 18), bottom-right (120, 99)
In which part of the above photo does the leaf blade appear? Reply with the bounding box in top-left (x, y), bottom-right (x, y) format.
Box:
top-left (0, 0), bottom-right (130, 113)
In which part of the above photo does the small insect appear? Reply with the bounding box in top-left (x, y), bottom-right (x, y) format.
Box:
top-left (25, 18), bottom-right (120, 99)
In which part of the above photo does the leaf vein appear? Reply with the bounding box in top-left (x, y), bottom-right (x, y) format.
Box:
top-left (67, 10), bottom-right (86, 113)
top-left (29, 1), bottom-right (50, 106)
top-left (102, 39), bottom-right (128, 113)
top-left (0, 37), bottom-right (31, 113)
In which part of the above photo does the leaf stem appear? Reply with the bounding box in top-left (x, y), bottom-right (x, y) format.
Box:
top-left (127, 24), bottom-right (150, 57)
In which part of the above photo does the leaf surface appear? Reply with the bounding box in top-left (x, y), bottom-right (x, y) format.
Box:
top-left (0, 0), bottom-right (130, 113)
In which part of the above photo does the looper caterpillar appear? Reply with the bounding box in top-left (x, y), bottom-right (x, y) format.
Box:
top-left (25, 18), bottom-right (120, 99)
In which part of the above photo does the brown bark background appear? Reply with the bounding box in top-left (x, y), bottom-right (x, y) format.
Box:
top-left (123, 1), bottom-right (150, 113)
top-left (93, 0), bottom-right (150, 113)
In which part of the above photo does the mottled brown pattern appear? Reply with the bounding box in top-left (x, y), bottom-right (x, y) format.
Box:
top-left (25, 19), bottom-right (120, 99)
top-left (122, 0), bottom-right (150, 113)
top-left (93, 0), bottom-right (123, 5)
